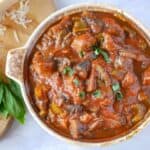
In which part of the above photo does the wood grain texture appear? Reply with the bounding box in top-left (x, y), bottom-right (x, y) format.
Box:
top-left (0, 0), bottom-right (55, 137)
top-left (0, 116), bottom-right (12, 137)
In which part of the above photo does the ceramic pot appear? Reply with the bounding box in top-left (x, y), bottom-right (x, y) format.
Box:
top-left (5, 4), bottom-right (150, 145)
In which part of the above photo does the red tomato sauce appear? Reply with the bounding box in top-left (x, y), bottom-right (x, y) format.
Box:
top-left (28, 11), bottom-right (150, 141)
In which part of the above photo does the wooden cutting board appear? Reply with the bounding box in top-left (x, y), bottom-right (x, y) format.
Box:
top-left (0, 116), bottom-right (12, 137)
top-left (0, 0), bottom-right (55, 137)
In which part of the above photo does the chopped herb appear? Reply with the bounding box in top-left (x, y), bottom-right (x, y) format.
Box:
top-left (112, 83), bottom-right (120, 92)
top-left (94, 48), bottom-right (101, 56)
top-left (100, 50), bottom-right (110, 63)
top-left (63, 66), bottom-right (74, 76)
top-left (92, 90), bottom-right (101, 98)
top-left (93, 46), bottom-right (110, 63)
top-left (116, 91), bottom-right (123, 100)
top-left (112, 83), bottom-right (123, 100)
top-left (73, 78), bottom-right (79, 86)
top-left (79, 91), bottom-right (86, 99)
top-left (79, 51), bottom-right (84, 58)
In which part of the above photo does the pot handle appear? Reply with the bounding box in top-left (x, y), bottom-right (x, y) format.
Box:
top-left (5, 47), bottom-right (26, 84)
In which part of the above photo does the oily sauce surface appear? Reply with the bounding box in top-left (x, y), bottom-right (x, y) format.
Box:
top-left (28, 11), bottom-right (150, 141)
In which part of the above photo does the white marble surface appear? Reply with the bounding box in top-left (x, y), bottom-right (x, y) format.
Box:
top-left (1, 0), bottom-right (150, 150)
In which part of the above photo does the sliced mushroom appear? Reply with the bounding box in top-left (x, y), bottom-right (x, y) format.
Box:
top-left (55, 57), bottom-right (71, 72)
top-left (124, 26), bottom-right (136, 39)
top-left (82, 11), bottom-right (104, 33)
top-left (75, 60), bottom-right (91, 79)
top-left (65, 104), bottom-right (84, 114)
top-left (56, 92), bottom-right (70, 106)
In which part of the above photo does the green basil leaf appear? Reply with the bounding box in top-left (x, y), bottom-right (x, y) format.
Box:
top-left (0, 84), bottom-right (4, 104)
top-left (8, 79), bottom-right (23, 100)
top-left (3, 85), bottom-right (25, 124)
top-left (0, 72), bottom-right (3, 83)
top-left (0, 103), bottom-right (9, 118)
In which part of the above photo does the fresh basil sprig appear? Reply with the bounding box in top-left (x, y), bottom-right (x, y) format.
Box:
top-left (0, 78), bottom-right (26, 124)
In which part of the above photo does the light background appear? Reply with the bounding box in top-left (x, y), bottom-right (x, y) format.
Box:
top-left (1, 0), bottom-right (150, 150)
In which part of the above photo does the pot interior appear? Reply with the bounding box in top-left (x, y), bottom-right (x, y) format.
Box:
top-left (23, 5), bottom-right (150, 143)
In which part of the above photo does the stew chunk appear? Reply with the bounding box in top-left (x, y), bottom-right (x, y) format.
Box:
top-left (71, 33), bottom-right (96, 52)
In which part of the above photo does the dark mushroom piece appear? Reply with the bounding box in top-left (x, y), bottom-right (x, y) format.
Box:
top-left (54, 57), bottom-right (71, 72)
top-left (65, 104), bottom-right (84, 115)
top-left (82, 11), bottom-right (104, 33)
top-left (75, 60), bottom-right (91, 79)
